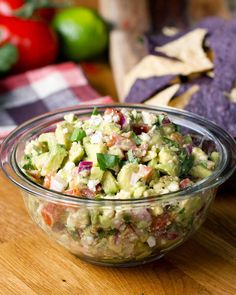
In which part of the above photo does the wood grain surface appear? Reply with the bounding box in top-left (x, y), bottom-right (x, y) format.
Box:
top-left (1, 169), bottom-right (236, 295)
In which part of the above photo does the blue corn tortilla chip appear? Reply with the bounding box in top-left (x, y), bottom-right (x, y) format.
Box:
top-left (125, 74), bottom-right (177, 103)
top-left (207, 23), bottom-right (236, 91)
top-left (185, 84), bottom-right (236, 137)
top-left (146, 17), bottom-right (225, 56)
top-left (145, 33), bottom-right (185, 55)
top-left (143, 17), bottom-right (236, 136)
top-left (197, 17), bottom-right (226, 34)
top-left (175, 76), bottom-right (212, 97)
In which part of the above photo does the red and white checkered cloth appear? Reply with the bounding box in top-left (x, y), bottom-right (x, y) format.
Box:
top-left (0, 62), bottom-right (113, 141)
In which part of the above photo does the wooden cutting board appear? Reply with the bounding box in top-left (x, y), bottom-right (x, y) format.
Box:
top-left (110, 30), bottom-right (147, 100)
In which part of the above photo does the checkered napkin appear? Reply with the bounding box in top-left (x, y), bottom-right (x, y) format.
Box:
top-left (0, 62), bottom-right (113, 141)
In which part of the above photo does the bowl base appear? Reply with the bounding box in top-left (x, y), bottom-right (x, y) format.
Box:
top-left (74, 253), bottom-right (165, 267)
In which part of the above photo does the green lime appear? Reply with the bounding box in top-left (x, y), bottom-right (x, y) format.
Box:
top-left (52, 7), bottom-right (108, 61)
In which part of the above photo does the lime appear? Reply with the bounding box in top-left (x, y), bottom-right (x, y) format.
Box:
top-left (52, 7), bottom-right (108, 61)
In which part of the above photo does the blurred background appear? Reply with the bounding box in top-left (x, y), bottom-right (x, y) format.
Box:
top-left (0, 0), bottom-right (235, 99)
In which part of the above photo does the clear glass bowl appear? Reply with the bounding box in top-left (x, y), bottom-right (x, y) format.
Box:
top-left (1, 104), bottom-right (236, 267)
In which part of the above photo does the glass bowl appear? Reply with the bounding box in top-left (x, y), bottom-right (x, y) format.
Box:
top-left (1, 104), bottom-right (236, 267)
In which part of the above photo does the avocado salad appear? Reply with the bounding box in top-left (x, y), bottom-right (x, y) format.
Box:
top-left (22, 107), bottom-right (219, 263)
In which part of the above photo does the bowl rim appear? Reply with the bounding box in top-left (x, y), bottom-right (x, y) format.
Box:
top-left (1, 103), bottom-right (236, 206)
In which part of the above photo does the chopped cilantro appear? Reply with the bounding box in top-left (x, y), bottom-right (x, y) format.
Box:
top-left (70, 230), bottom-right (79, 241)
top-left (179, 208), bottom-right (185, 214)
top-left (22, 156), bottom-right (35, 170)
top-left (97, 153), bottom-right (120, 171)
top-left (92, 107), bottom-right (99, 115)
top-left (131, 131), bottom-right (141, 145)
top-left (179, 150), bottom-right (194, 177)
top-left (162, 136), bottom-right (179, 149)
top-left (22, 162), bottom-right (35, 170)
top-left (123, 214), bottom-right (132, 225)
top-left (70, 128), bottom-right (86, 142)
top-left (98, 229), bottom-right (118, 239)
top-left (200, 161), bottom-right (208, 168)
top-left (174, 123), bottom-right (180, 132)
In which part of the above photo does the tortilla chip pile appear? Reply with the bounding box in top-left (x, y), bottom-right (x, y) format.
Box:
top-left (124, 17), bottom-right (236, 137)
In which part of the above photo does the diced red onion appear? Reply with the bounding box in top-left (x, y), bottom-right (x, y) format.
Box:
top-left (78, 161), bottom-right (93, 172)
top-left (185, 144), bottom-right (193, 155)
top-left (119, 113), bottom-right (126, 127)
top-left (162, 116), bottom-right (171, 125)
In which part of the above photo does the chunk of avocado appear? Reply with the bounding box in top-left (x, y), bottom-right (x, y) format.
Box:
top-left (90, 166), bottom-right (104, 181)
top-left (101, 171), bottom-right (119, 194)
top-left (84, 142), bottom-right (107, 164)
top-left (99, 122), bottom-right (121, 135)
top-left (117, 163), bottom-right (139, 191)
top-left (37, 133), bottom-right (68, 175)
top-left (133, 185), bottom-right (147, 198)
top-left (38, 132), bottom-right (57, 151)
top-left (55, 121), bottom-right (74, 149)
top-left (69, 142), bottom-right (84, 163)
top-left (149, 130), bottom-right (162, 146)
top-left (210, 151), bottom-right (219, 164)
top-left (99, 214), bottom-right (112, 229)
top-left (192, 147), bottom-right (208, 164)
top-left (108, 146), bottom-right (124, 159)
top-left (33, 145), bottom-right (67, 176)
top-left (156, 147), bottom-right (180, 176)
top-left (190, 165), bottom-right (212, 179)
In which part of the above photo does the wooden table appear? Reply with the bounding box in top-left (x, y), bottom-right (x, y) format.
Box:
top-left (1, 65), bottom-right (236, 295)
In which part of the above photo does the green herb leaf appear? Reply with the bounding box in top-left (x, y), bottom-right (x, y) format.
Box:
top-left (0, 43), bottom-right (18, 73)
top-left (22, 162), bottom-right (34, 170)
top-left (127, 150), bottom-right (138, 163)
top-left (70, 128), bottom-right (86, 142)
top-left (179, 208), bottom-right (185, 214)
top-left (123, 214), bottom-right (132, 225)
top-left (97, 153), bottom-right (119, 171)
top-left (173, 123), bottom-right (180, 132)
top-left (131, 132), bottom-right (141, 145)
top-left (92, 107), bottom-right (99, 115)
top-left (22, 156), bottom-right (35, 170)
top-left (179, 150), bottom-right (194, 177)
top-left (98, 228), bottom-right (118, 239)
top-left (162, 136), bottom-right (179, 148)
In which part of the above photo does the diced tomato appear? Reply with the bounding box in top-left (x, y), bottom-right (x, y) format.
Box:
top-left (79, 188), bottom-right (95, 199)
top-left (41, 202), bottom-right (64, 227)
top-left (104, 108), bottom-right (120, 117)
top-left (132, 124), bottom-right (150, 135)
top-left (151, 213), bottom-right (171, 231)
top-left (107, 134), bottom-right (136, 151)
top-left (43, 175), bottom-right (51, 189)
top-left (107, 134), bottom-right (117, 147)
top-left (104, 108), bottom-right (125, 126)
top-left (27, 170), bottom-right (41, 180)
top-left (139, 165), bottom-right (153, 179)
top-left (179, 178), bottom-right (192, 189)
top-left (41, 209), bottom-right (52, 226)
top-left (64, 188), bottom-right (81, 197)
